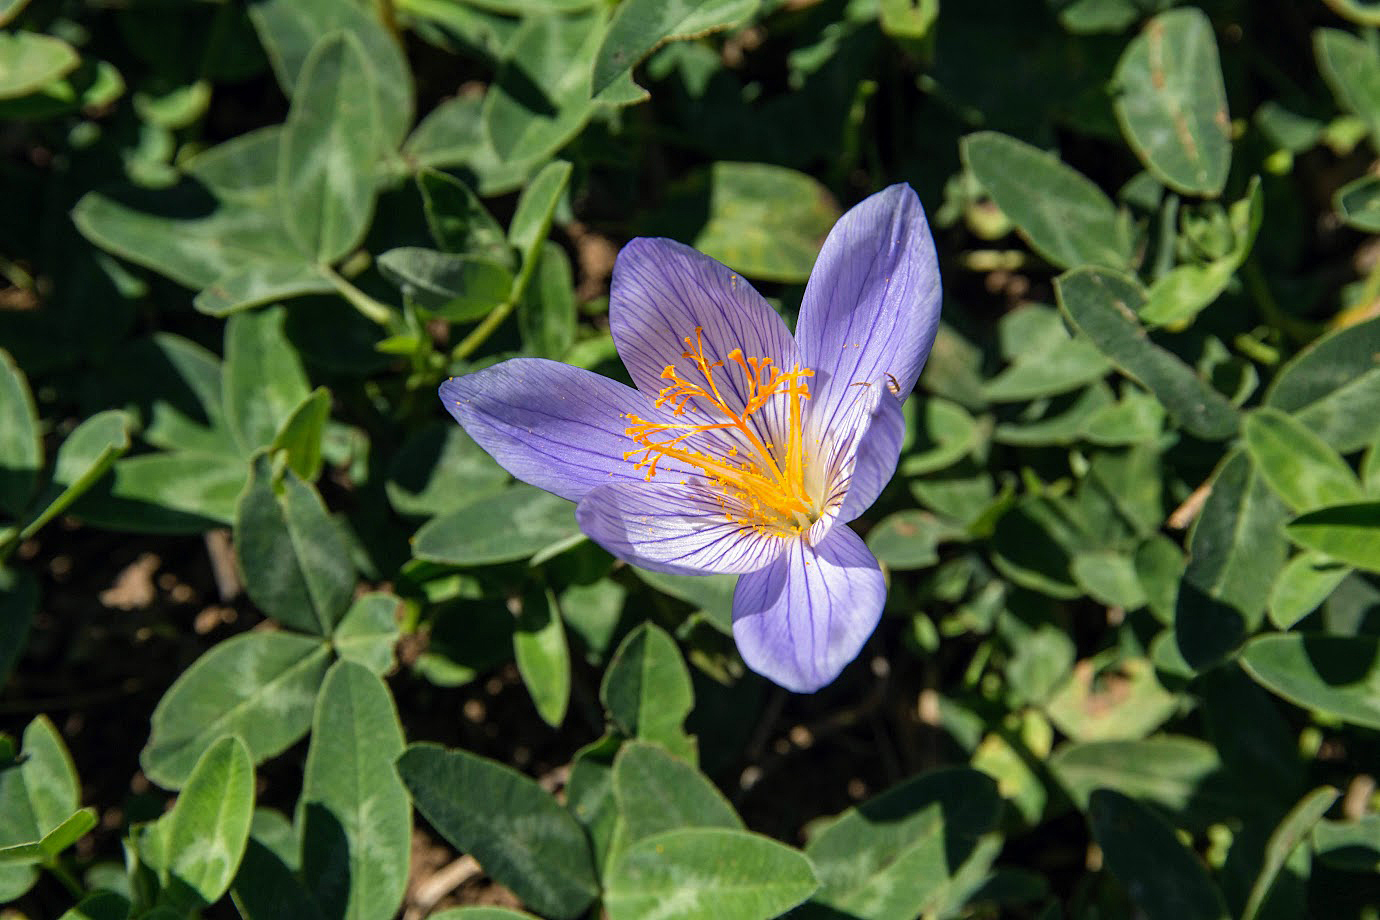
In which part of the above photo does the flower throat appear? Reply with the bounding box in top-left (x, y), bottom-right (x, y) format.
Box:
top-left (623, 327), bottom-right (816, 534)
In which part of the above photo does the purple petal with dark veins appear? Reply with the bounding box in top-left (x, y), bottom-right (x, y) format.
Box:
top-left (795, 184), bottom-right (941, 437)
top-left (834, 390), bottom-right (905, 522)
top-left (576, 481), bottom-right (788, 575)
top-left (608, 238), bottom-right (801, 452)
top-left (439, 358), bottom-right (684, 502)
top-left (731, 524), bottom-right (886, 693)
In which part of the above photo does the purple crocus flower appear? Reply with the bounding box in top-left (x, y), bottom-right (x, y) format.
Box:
top-left (440, 184), bottom-right (940, 692)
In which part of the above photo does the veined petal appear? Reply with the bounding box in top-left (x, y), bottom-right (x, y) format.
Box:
top-left (795, 184), bottom-right (941, 432)
top-left (835, 391), bottom-right (905, 522)
top-left (732, 524), bottom-right (885, 693)
top-left (609, 238), bottom-right (801, 452)
top-left (800, 377), bottom-right (889, 540)
top-left (439, 359), bottom-right (682, 502)
top-left (576, 482), bottom-right (789, 575)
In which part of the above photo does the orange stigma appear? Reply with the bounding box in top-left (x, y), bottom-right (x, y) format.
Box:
top-left (623, 327), bottom-right (816, 534)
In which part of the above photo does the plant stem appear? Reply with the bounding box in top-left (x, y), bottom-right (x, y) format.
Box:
top-left (322, 266), bottom-right (396, 326)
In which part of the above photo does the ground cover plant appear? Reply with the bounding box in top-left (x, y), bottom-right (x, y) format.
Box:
top-left (2, 0), bottom-right (1380, 917)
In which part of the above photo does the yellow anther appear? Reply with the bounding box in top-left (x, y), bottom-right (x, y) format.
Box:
top-left (624, 327), bottom-right (815, 533)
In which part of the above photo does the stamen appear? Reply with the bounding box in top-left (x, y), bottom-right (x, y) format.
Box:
top-left (623, 327), bottom-right (815, 534)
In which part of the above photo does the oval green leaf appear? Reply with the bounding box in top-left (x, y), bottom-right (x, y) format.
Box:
top-left (1241, 633), bottom-right (1380, 730)
top-left (141, 632), bottom-right (331, 789)
top-left (1113, 8), bottom-right (1231, 196)
top-left (396, 743), bottom-right (598, 919)
top-left (604, 827), bottom-right (818, 920)
top-left (962, 131), bottom-right (1132, 270)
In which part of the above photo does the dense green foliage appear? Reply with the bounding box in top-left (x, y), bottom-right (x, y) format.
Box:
top-left (3, 0), bottom-right (1380, 917)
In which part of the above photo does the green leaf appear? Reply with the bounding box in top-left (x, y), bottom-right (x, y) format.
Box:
top-left (377, 247), bottom-right (513, 321)
top-left (0, 715), bottom-right (80, 898)
top-left (70, 451), bottom-right (247, 534)
top-left (247, 0), bottom-right (412, 151)
top-left (605, 827), bottom-right (817, 920)
top-left (235, 454), bottom-right (354, 635)
top-left (56, 891), bottom-right (131, 920)
top-left (0, 56), bottom-right (122, 120)
top-left (592, 0), bottom-right (759, 95)
top-left (983, 337), bottom-right (1113, 402)
top-left (518, 241), bottom-right (577, 359)
top-left (142, 632), bottom-right (331, 789)
top-left (629, 567), bottom-right (736, 634)
top-left (430, 910), bottom-right (541, 920)
top-left (1049, 736), bottom-right (1233, 829)
top-left (1316, 28), bottom-right (1380, 150)
top-left (300, 662), bottom-right (410, 920)
top-left (1241, 633), bottom-right (1380, 729)
top-left (799, 768), bottom-right (1002, 919)
top-left (880, 0), bottom-right (938, 39)
top-left (160, 736), bottom-right (254, 911)
top-left (396, 743), bottom-right (598, 919)
top-left (1287, 502), bottom-right (1380, 573)
top-left (514, 589), bottom-right (571, 728)
top-left (1241, 786), bottom-right (1339, 920)
top-left (279, 32), bottom-right (378, 263)
top-left (1056, 268), bottom-right (1239, 440)
top-left (1088, 790), bottom-right (1228, 920)
top-left (1313, 813), bottom-right (1380, 872)
top-left (115, 333), bottom-right (234, 455)
top-left (612, 741), bottom-right (741, 846)
top-left (19, 409), bottom-right (132, 541)
top-left (385, 423), bottom-right (509, 519)
top-left (1112, 8), bottom-right (1231, 196)
top-left (0, 808), bottom-right (95, 865)
top-left (508, 160), bottom-right (573, 275)
top-left (0, 32), bottom-right (78, 100)
top-left (484, 12), bottom-right (603, 162)
top-left (1046, 656), bottom-right (1175, 741)
top-left (1268, 552), bottom-right (1350, 630)
top-left (270, 387), bottom-right (331, 483)
top-left (417, 169), bottom-right (513, 265)
top-left (72, 128), bottom-right (294, 291)
top-left (1334, 174), bottom-right (1380, 232)
top-left (898, 397), bottom-right (982, 476)
top-left (194, 260), bottom-right (333, 317)
top-left (413, 485), bottom-right (579, 566)
top-left (962, 132), bottom-right (1132, 270)
top-left (1140, 178), bottom-right (1263, 326)
top-left (646, 161), bottom-right (841, 283)
top-left (1265, 316), bottom-right (1380, 451)
top-left (332, 592), bottom-right (399, 676)
top-left (1244, 408), bottom-right (1364, 512)
top-left (223, 305), bottom-right (311, 456)
top-left (1175, 451), bottom-right (1289, 670)
top-left (600, 623), bottom-right (696, 760)
top-left (865, 510), bottom-right (944, 570)
top-left (566, 735), bottom-right (622, 875)
top-left (0, 347), bottom-right (40, 517)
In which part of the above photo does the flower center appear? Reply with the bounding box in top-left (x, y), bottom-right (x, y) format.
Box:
top-left (623, 327), bottom-right (816, 534)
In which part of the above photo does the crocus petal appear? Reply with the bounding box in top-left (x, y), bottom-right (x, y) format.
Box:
top-left (732, 524), bottom-right (885, 693)
top-left (609, 238), bottom-right (801, 451)
top-left (795, 184), bottom-right (941, 432)
top-left (835, 391), bottom-right (905, 522)
top-left (440, 358), bottom-right (682, 502)
top-left (576, 482), bottom-right (788, 575)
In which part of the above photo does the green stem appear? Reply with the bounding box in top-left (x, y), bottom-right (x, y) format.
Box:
top-left (451, 299), bottom-right (520, 362)
top-left (44, 857), bottom-right (83, 899)
top-left (450, 234), bottom-right (546, 362)
top-left (322, 266), bottom-right (395, 326)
